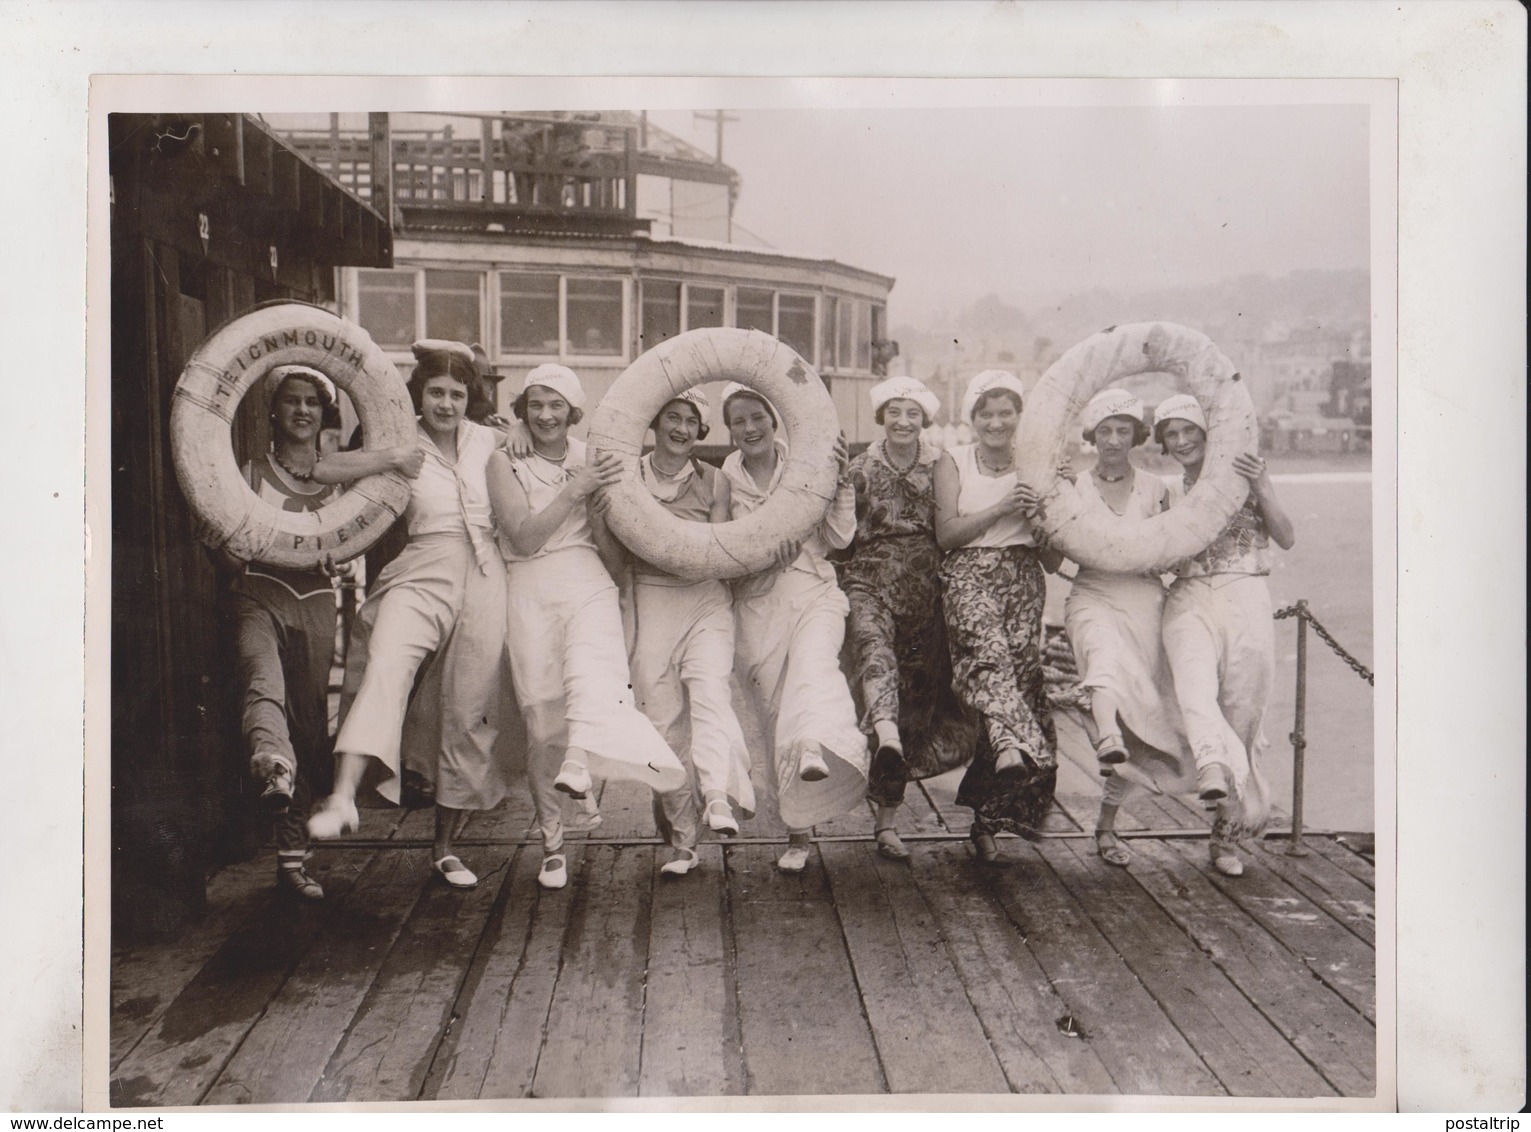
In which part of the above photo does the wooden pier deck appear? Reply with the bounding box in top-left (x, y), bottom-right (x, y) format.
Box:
top-left (109, 718), bottom-right (1376, 1107)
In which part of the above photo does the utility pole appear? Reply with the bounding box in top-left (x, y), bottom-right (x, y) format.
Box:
top-left (693, 109), bottom-right (739, 165)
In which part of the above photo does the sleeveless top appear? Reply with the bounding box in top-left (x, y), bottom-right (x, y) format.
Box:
top-left (1074, 470), bottom-right (1169, 582)
top-left (950, 443), bottom-right (1036, 549)
top-left (237, 453), bottom-right (336, 601)
top-left (499, 436), bottom-right (598, 563)
top-left (633, 453), bottom-right (718, 582)
top-left (1167, 476), bottom-right (1272, 579)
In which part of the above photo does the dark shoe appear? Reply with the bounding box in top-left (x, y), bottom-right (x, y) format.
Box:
top-left (871, 739), bottom-right (905, 780)
top-left (971, 828), bottom-right (1011, 867)
top-left (252, 752), bottom-right (295, 813)
top-left (1197, 763), bottom-right (1231, 803)
top-left (277, 857), bottom-right (324, 901)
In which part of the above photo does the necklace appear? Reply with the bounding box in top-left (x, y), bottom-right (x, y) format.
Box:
top-left (883, 441), bottom-right (918, 473)
top-left (272, 448), bottom-right (315, 483)
top-left (1094, 467), bottom-right (1129, 484)
top-left (976, 449), bottom-right (1014, 475)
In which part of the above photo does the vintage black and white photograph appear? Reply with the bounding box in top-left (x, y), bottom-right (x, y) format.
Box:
top-left (98, 81), bottom-right (1393, 1109)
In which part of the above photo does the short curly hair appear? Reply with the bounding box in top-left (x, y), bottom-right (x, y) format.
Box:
top-left (511, 388), bottom-right (584, 427)
top-left (650, 397), bottom-right (709, 441)
top-left (874, 399), bottom-right (931, 428)
top-left (723, 388), bottom-right (778, 430)
top-left (406, 349), bottom-right (485, 415)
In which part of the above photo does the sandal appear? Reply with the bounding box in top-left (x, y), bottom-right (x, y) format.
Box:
top-left (433, 854), bottom-right (478, 890)
top-left (1095, 831), bottom-right (1132, 868)
top-left (1197, 763), bottom-right (1231, 804)
top-left (659, 847), bottom-right (699, 877)
top-left (537, 852), bottom-right (568, 890)
top-left (306, 794), bottom-right (359, 840)
top-left (970, 827), bottom-right (1011, 867)
top-left (874, 826), bottom-right (911, 862)
top-left (277, 855), bottom-right (324, 901)
top-left (776, 843), bottom-right (811, 873)
top-left (871, 739), bottom-right (905, 780)
top-left (1209, 840), bottom-right (1245, 877)
top-left (554, 759), bottom-right (592, 799)
top-left (704, 798), bottom-right (739, 837)
top-left (798, 745), bottom-right (830, 783)
top-left (1094, 733), bottom-right (1128, 776)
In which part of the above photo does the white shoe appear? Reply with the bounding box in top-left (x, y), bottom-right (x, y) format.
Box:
top-left (659, 847), bottom-right (699, 877)
top-left (704, 799), bottom-right (739, 837)
top-left (433, 855), bottom-right (478, 890)
top-left (1209, 841), bottom-right (1245, 877)
top-left (306, 795), bottom-right (359, 840)
top-left (798, 746), bottom-right (829, 783)
top-left (554, 760), bottom-right (592, 799)
top-left (537, 852), bottom-right (568, 890)
top-left (776, 845), bottom-right (811, 873)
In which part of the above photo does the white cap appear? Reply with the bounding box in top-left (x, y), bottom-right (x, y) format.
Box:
top-left (523, 363), bottom-right (586, 411)
top-left (870, 375), bottom-right (940, 420)
top-left (720, 382), bottom-right (778, 423)
top-left (269, 364), bottom-right (336, 405)
top-left (1151, 393), bottom-right (1207, 436)
top-left (960, 370), bottom-right (1026, 423)
top-left (411, 339), bottom-right (476, 366)
top-left (1080, 388), bottom-right (1146, 438)
top-left (663, 387), bottom-right (709, 414)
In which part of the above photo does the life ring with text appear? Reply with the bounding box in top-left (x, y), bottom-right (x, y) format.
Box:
top-left (170, 301), bottom-right (416, 569)
top-left (1014, 321), bottom-right (1259, 574)
top-left (586, 327), bottom-right (840, 581)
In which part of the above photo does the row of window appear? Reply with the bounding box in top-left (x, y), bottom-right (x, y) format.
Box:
top-left (353, 268), bottom-right (884, 371)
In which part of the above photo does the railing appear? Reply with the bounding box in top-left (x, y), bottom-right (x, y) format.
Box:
top-left (281, 121), bottom-right (639, 223)
top-left (1275, 599), bottom-right (1375, 855)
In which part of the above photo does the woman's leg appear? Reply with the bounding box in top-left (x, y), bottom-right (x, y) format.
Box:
top-left (433, 563), bottom-right (509, 813)
top-left (1162, 583), bottom-right (1244, 799)
top-left (505, 580), bottom-right (571, 854)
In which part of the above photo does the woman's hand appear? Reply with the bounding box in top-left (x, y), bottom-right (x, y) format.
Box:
top-left (386, 445), bottom-right (425, 479)
top-left (1233, 452), bottom-right (1296, 549)
top-left (1232, 452), bottom-right (1271, 490)
top-left (768, 537), bottom-right (803, 570)
top-left (567, 450), bottom-right (624, 500)
top-left (832, 433), bottom-right (850, 479)
top-left (503, 418), bottom-right (535, 459)
top-left (1055, 455), bottom-right (1076, 484)
top-left (997, 479), bottom-right (1040, 516)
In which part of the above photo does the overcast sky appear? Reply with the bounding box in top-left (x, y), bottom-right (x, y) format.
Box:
top-left (648, 104), bottom-right (1371, 326)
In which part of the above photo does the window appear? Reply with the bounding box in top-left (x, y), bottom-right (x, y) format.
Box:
top-left (424, 270), bottom-right (482, 344)
top-left (356, 269), bottom-right (417, 348)
top-left (565, 277), bottom-right (624, 356)
top-left (500, 273), bottom-right (560, 354)
top-left (735, 287), bottom-right (774, 335)
top-left (854, 301), bottom-right (873, 371)
top-left (687, 285), bottom-right (724, 330)
top-left (821, 296), bottom-right (838, 370)
top-left (777, 293), bottom-right (816, 361)
top-left (640, 279), bottom-right (681, 350)
top-left (837, 298), bottom-right (857, 372)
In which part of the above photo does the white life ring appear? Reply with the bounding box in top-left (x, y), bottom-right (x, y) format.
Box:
top-left (585, 327), bottom-right (840, 581)
top-left (170, 301), bottom-right (416, 569)
top-left (1014, 321), bottom-right (1258, 574)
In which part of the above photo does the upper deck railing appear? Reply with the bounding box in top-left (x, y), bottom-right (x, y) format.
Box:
top-left (280, 117), bottom-right (647, 233)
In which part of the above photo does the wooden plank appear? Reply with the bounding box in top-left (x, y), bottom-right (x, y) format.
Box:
top-left (1055, 712), bottom-right (1200, 833)
top-left (727, 845), bottom-right (886, 1095)
top-left (108, 850), bottom-right (377, 1108)
top-left (425, 843), bottom-right (584, 1099)
top-left (820, 842), bottom-right (1010, 1093)
top-left (1048, 839), bottom-right (1336, 1098)
top-left (1126, 840), bottom-right (1375, 1096)
top-left (1163, 839), bottom-right (1375, 1022)
top-left (110, 858), bottom-right (272, 1069)
top-left (1310, 835), bottom-right (1376, 889)
top-left (908, 843), bottom-right (1119, 1094)
top-left (530, 846), bottom-right (654, 1098)
top-left (732, 682), bottom-right (788, 839)
top-left (986, 843), bottom-right (1224, 1097)
top-left (916, 767), bottom-right (968, 833)
top-left (310, 842), bottom-right (522, 1102)
top-left (458, 779), bottom-right (540, 842)
top-left (1248, 840), bottom-right (1376, 946)
top-left (638, 844), bottom-right (744, 1097)
top-left (590, 778), bottom-right (659, 841)
top-left (202, 848), bottom-right (429, 1105)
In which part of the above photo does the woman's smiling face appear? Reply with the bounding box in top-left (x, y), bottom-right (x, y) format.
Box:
top-left (972, 392), bottom-right (1020, 449)
top-left (272, 378), bottom-right (324, 445)
top-left (525, 385), bottom-right (573, 445)
top-left (420, 375), bottom-right (469, 436)
top-left (882, 398), bottom-right (925, 446)
top-left (1161, 418), bottom-right (1207, 467)
top-left (1092, 417), bottom-right (1138, 463)
top-left (726, 396), bottom-right (776, 459)
top-left (653, 401), bottom-right (702, 461)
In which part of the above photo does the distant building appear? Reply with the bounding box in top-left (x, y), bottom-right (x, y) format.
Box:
top-left (271, 113), bottom-right (897, 442)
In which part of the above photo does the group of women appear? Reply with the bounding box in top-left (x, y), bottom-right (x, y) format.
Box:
top-left (227, 338), bottom-right (1292, 901)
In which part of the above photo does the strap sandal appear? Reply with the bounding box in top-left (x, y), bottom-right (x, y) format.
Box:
top-left (537, 852), bottom-right (569, 890)
top-left (870, 738), bottom-right (906, 779)
top-left (659, 847), bottom-right (699, 877)
top-left (1196, 763), bottom-right (1231, 804)
top-left (874, 826), bottom-right (911, 863)
top-left (1209, 840), bottom-right (1245, 877)
top-left (776, 844), bottom-right (811, 874)
top-left (704, 798), bottom-right (739, 837)
top-left (798, 744), bottom-right (830, 783)
top-left (306, 795), bottom-right (359, 840)
top-left (553, 759), bottom-right (592, 799)
top-left (1095, 831), bottom-right (1132, 868)
top-left (970, 827), bottom-right (1012, 867)
top-left (277, 857), bottom-right (324, 901)
top-left (433, 854), bottom-right (478, 890)
top-left (1094, 733), bottom-right (1128, 774)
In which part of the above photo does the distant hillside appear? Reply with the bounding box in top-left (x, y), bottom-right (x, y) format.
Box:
top-left (892, 269), bottom-right (1370, 370)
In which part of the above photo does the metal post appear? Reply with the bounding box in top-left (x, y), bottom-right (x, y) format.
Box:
top-left (1286, 599), bottom-right (1311, 856)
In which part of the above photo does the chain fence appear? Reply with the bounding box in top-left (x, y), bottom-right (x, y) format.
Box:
top-left (1274, 601), bottom-right (1374, 685)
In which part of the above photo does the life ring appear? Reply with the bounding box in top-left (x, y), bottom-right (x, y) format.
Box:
top-left (1014, 321), bottom-right (1258, 574)
top-left (585, 327), bottom-right (840, 581)
top-left (170, 301), bottom-right (416, 569)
